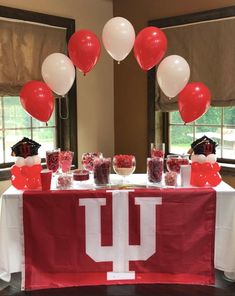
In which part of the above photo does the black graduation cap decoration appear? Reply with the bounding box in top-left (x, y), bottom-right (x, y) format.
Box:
top-left (11, 137), bottom-right (41, 158)
top-left (188, 135), bottom-right (217, 156)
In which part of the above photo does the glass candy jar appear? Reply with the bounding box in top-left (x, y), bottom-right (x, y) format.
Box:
top-left (81, 152), bottom-right (103, 173)
top-left (147, 157), bottom-right (163, 184)
top-left (166, 154), bottom-right (189, 174)
top-left (150, 143), bottom-right (165, 158)
top-left (93, 157), bottom-right (111, 187)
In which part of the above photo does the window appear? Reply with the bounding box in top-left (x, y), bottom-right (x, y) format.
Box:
top-left (0, 6), bottom-right (77, 180)
top-left (147, 6), bottom-right (235, 169)
top-left (0, 96), bottom-right (56, 165)
top-left (167, 107), bottom-right (235, 162)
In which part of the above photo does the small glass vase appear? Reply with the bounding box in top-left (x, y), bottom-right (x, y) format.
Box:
top-left (147, 157), bottom-right (163, 184)
top-left (59, 150), bottom-right (74, 174)
top-left (93, 157), bottom-right (111, 187)
top-left (46, 148), bottom-right (60, 174)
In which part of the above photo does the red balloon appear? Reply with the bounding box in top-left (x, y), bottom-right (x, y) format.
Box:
top-left (20, 81), bottom-right (54, 122)
top-left (21, 166), bottom-right (30, 178)
top-left (191, 162), bottom-right (201, 172)
top-left (194, 173), bottom-right (207, 187)
top-left (202, 162), bottom-right (212, 173)
top-left (26, 177), bottom-right (41, 189)
top-left (68, 30), bottom-right (101, 75)
top-left (211, 162), bottom-right (221, 172)
top-left (134, 26), bottom-right (167, 71)
top-left (178, 82), bottom-right (211, 123)
top-left (11, 175), bottom-right (26, 189)
top-left (207, 172), bottom-right (222, 187)
top-left (10, 165), bottom-right (21, 176)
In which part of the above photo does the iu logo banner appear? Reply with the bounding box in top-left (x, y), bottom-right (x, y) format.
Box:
top-left (22, 188), bottom-right (216, 290)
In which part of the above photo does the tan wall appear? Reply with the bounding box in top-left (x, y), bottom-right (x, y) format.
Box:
top-left (0, 0), bottom-right (114, 194)
top-left (113, 0), bottom-right (235, 184)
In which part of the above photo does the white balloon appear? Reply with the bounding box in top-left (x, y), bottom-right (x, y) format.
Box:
top-left (206, 154), bottom-right (217, 163)
top-left (42, 53), bottom-right (75, 96)
top-left (191, 155), bottom-right (199, 163)
top-left (197, 154), bottom-right (206, 163)
top-left (25, 156), bottom-right (34, 167)
top-left (15, 157), bottom-right (25, 167)
top-left (102, 17), bottom-right (135, 62)
top-left (157, 55), bottom-right (190, 98)
top-left (32, 155), bottom-right (41, 164)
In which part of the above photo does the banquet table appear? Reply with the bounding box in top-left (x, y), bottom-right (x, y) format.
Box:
top-left (0, 174), bottom-right (235, 287)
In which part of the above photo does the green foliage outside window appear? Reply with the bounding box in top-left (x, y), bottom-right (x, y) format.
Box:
top-left (169, 106), bottom-right (235, 159)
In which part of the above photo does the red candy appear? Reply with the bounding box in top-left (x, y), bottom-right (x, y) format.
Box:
top-left (113, 155), bottom-right (135, 168)
top-left (46, 150), bottom-right (60, 173)
top-left (93, 158), bottom-right (111, 186)
top-left (81, 152), bottom-right (103, 172)
top-left (165, 171), bottom-right (178, 186)
top-left (73, 169), bottom-right (89, 181)
top-left (57, 174), bottom-right (73, 188)
top-left (147, 157), bottom-right (163, 183)
top-left (151, 148), bottom-right (164, 158)
top-left (166, 156), bottom-right (189, 174)
top-left (59, 151), bottom-right (74, 173)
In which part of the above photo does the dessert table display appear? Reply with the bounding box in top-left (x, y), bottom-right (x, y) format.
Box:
top-left (0, 174), bottom-right (235, 291)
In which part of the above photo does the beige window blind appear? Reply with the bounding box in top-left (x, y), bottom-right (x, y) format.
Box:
top-left (0, 18), bottom-right (66, 96)
top-left (156, 17), bottom-right (235, 111)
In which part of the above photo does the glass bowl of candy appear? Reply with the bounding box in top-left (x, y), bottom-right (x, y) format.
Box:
top-left (81, 152), bottom-right (103, 173)
top-left (56, 174), bottom-right (73, 189)
top-left (147, 157), bottom-right (163, 184)
top-left (113, 155), bottom-right (136, 178)
top-left (73, 169), bottom-right (89, 181)
top-left (166, 154), bottom-right (190, 174)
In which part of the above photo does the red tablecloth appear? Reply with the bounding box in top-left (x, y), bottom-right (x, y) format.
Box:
top-left (22, 188), bottom-right (216, 290)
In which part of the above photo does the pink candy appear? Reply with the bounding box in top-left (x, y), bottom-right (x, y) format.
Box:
top-left (165, 171), bottom-right (178, 186)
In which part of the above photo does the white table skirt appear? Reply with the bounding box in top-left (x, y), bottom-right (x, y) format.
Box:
top-left (0, 174), bottom-right (235, 282)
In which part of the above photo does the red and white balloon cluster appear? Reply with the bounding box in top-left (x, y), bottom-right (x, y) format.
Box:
top-left (11, 156), bottom-right (42, 190)
top-left (18, 17), bottom-right (169, 123)
top-left (190, 154), bottom-right (222, 187)
top-left (18, 16), bottom-right (211, 125)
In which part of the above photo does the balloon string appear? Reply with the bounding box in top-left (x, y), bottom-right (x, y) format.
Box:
top-left (59, 96), bottom-right (69, 120)
top-left (83, 72), bottom-right (86, 76)
top-left (46, 122), bottom-right (48, 127)
top-left (118, 61), bottom-right (120, 65)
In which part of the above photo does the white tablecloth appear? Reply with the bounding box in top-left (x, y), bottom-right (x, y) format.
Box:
top-left (0, 174), bottom-right (235, 282)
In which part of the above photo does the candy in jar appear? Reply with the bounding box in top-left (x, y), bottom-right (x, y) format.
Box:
top-left (164, 171), bottom-right (178, 186)
top-left (147, 157), bottom-right (163, 183)
top-left (93, 157), bottom-right (111, 186)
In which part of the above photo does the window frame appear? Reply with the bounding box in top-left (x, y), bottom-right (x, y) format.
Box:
top-left (0, 5), bottom-right (77, 180)
top-left (147, 6), bottom-right (235, 166)
top-left (163, 107), bottom-right (235, 164)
